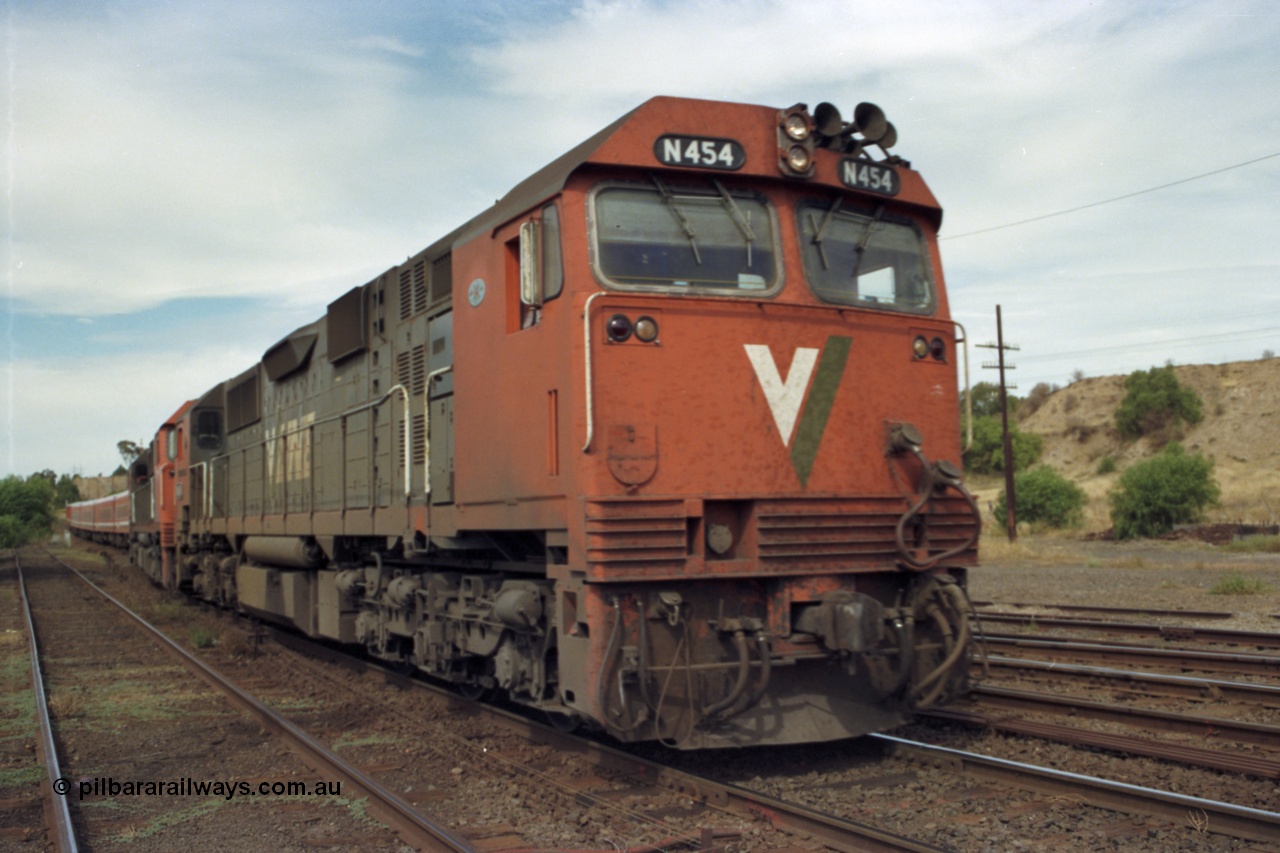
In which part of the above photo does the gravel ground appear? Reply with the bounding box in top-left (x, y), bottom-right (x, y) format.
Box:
top-left (969, 534), bottom-right (1280, 632)
top-left (36, 532), bottom-right (1280, 852)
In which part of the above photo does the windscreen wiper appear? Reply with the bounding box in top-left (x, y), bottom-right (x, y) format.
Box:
top-left (650, 175), bottom-right (702, 265)
top-left (712, 179), bottom-right (755, 268)
top-left (851, 204), bottom-right (884, 281)
top-left (807, 196), bottom-right (843, 270)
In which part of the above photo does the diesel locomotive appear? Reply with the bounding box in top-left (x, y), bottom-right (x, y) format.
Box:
top-left (70, 96), bottom-right (981, 748)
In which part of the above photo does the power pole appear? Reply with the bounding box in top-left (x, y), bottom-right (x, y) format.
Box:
top-left (977, 305), bottom-right (1020, 542)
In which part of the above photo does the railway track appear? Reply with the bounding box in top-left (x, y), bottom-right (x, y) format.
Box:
top-left (977, 610), bottom-right (1280, 648)
top-left (36, 539), bottom-right (1280, 850)
top-left (981, 633), bottom-right (1280, 678)
top-left (8, 548), bottom-right (467, 851)
top-left (263, 588), bottom-right (1280, 849)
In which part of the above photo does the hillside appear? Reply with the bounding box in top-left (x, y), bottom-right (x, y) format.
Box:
top-left (969, 358), bottom-right (1280, 530)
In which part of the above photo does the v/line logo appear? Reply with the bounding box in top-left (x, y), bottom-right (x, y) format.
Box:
top-left (745, 336), bottom-right (852, 486)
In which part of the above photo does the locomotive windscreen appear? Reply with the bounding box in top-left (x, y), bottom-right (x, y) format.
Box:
top-left (797, 199), bottom-right (935, 313)
top-left (591, 182), bottom-right (779, 293)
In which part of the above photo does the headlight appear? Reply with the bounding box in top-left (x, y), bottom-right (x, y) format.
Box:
top-left (786, 145), bottom-right (812, 172)
top-left (783, 113), bottom-right (810, 141)
top-left (633, 316), bottom-right (659, 343)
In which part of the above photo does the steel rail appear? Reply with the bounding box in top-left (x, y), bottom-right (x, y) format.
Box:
top-left (978, 613), bottom-right (1280, 648)
top-left (983, 656), bottom-right (1280, 708)
top-left (15, 552), bottom-right (79, 853)
top-left (873, 733), bottom-right (1280, 844)
top-left (965, 683), bottom-right (1280, 750)
top-left (924, 705), bottom-right (1280, 779)
top-left (264, 625), bottom-right (947, 853)
top-left (973, 600), bottom-right (1234, 620)
top-left (982, 634), bottom-right (1280, 678)
top-left (41, 550), bottom-right (474, 853)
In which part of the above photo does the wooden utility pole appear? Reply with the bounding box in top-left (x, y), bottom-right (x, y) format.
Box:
top-left (977, 305), bottom-right (1020, 542)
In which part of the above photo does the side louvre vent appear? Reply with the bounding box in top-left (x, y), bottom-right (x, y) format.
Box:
top-left (431, 253), bottom-right (452, 306)
top-left (399, 259), bottom-right (430, 321)
top-left (397, 345), bottom-right (427, 395)
top-left (399, 267), bottom-right (413, 321)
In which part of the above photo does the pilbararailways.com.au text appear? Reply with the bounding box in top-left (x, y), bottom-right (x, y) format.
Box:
top-left (52, 776), bottom-right (342, 801)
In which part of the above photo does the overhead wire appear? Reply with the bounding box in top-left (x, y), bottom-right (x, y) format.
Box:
top-left (941, 151), bottom-right (1280, 241)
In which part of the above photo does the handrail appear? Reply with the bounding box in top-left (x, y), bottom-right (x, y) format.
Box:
top-left (205, 384), bottom-right (414, 507)
top-left (952, 319), bottom-right (973, 451)
top-left (581, 291), bottom-right (608, 452)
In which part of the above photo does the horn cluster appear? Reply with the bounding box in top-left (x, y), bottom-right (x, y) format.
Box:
top-left (813, 101), bottom-right (897, 157)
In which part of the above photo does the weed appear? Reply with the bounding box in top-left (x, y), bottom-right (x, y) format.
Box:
top-left (48, 691), bottom-right (86, 719)
top-left (1222, 535), bottom-right (1280, 554)
top-left (148, 600), bottom-right (186, 625)
top-left (1209, 573), bottom-right (1272, 596)
top-left (188, 626), bottom-right (219, 649)
top-left (332, 732), bottom-right (402, 750)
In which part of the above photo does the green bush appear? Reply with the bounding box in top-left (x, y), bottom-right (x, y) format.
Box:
top-left (993, 466), bottom-right (1086, 530)
top-left (1114, 365), bottom-right (1203, 440)
top-left (0, 476), bottom-right (55, 548)
top-left (1096, 456), bottom-right (1117, 475)
top-left (962, 415), bottom-right (1044, 475)
top-left (1108, 443), bottom-right (1219, 539)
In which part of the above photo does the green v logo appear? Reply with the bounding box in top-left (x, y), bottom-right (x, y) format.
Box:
top-left (745, 336), bottom-right (852, 486)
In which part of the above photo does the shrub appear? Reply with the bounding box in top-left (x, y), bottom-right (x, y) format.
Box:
top-left (963, 415), bottom-right (1043, 475)
top-left (1096, 456), bottom-right (1117, 475)
top-left (1016, 382), bottom-right (1057, 421)
top-left (1114, 365), bottom-right (1203, 441)
top-left (0, 476), bottom-right (55, 548)
top-left (1108, 443), bottom-right (1219, 539)
top-left (993, 466), bottom-right (1086, 530)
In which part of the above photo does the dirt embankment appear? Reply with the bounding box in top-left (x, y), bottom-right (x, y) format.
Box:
top-left (969, 358), bottom-right (1280, 530)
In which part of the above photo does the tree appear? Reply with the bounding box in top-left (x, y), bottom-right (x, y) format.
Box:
top-left (961, 382), bottom-right (1016, 419)
top-left (117, 440), bottom-right (146, 466)
top-left (1114, 366), bottom-right (1203, 441)
top-left (54, 474), bottom-right (80, 508)
top-left (1108, 443), bottom-right (1219, 539)
top-left (962, 415), bottom-right (1043, 475)
top-left (0, 476), bottom-right (55, 548)
top-left (993, 466), bottom-right (1086, 530)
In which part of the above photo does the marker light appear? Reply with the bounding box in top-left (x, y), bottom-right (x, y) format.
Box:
top-left (929, 337), bottom-right (946, 361)
top-left (633, 316), bottom-right (659, 343)
top-left (912, 336), bottom-right (929, 359)
top-left (783, 113), bottom-right (811, 141)
top-left (606, 314), bottom-right (632, 343)
top-left (786, 145), bottom-right (812, 172)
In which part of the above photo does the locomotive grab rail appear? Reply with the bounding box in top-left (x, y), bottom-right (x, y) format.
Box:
top-left (581, 291), bottom-right (608, 452)
top-left (199, 384), bottom-right (416, 519)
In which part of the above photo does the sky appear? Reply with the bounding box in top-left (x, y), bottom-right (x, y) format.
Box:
top-left (3, 0), bottom-right (1279, 478)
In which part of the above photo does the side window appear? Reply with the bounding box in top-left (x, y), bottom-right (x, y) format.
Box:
top-left (165, 428), bottom-right (177, 462)
top-left (541, 203), bottom-right (563, 300)
top-left (196, 410), bottom-right (223, 451)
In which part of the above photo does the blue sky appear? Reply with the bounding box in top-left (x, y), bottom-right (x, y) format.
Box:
top-left (4, 0), bottom-right (1279, 477)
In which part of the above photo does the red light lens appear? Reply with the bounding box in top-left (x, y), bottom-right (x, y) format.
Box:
top-left (929, 337), bottom-right (946, 360)
top-left (607, 314), bottom-right (632, 342)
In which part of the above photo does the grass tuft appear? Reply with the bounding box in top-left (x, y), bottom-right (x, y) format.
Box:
top-left (1209, 573), bottom-right (1273, 596)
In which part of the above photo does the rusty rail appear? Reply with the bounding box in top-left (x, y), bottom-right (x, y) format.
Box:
top-left (41, 550), bottom-right (473, 853)
top-left (15, 552), bottom-right (79, 853)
